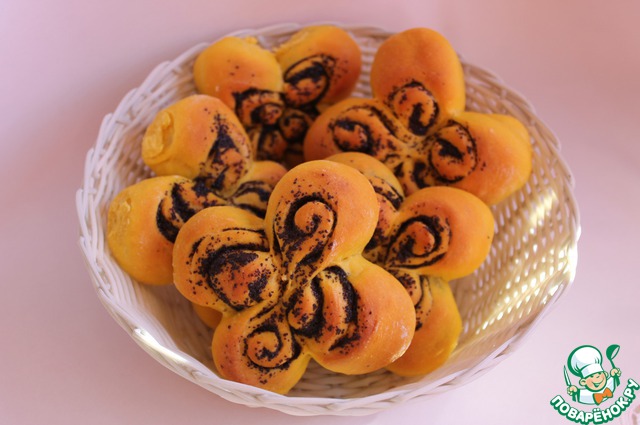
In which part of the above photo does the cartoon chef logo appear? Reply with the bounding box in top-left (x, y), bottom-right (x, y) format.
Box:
top-left (565, 345), bottom-right (621, 405)
top-left (551, 344), bottom-right (639, 424)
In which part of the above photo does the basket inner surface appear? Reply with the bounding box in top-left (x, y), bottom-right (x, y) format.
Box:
top-left (78, 24), bottom-right (578, 403)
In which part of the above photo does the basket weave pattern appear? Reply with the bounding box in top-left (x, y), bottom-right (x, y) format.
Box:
top-left (76, 23), bottom-right (579, 416)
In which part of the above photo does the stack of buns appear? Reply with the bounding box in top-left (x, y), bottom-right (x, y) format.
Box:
top-left (106, 26), bottom-right (532, 394)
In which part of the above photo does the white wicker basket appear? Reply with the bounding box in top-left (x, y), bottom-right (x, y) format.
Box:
top-left (76, 23), bottom-right (580, 416)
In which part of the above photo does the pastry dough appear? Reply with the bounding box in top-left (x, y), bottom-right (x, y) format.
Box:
top-left (193, 26), bottom-right (361, 165)
top-left (107, 26), bottom-right (518, 389)
top-left (304, 28), bottom-right (532, 205)
top-left (107, 176), bottom-right (224, 285)
top-left (194, 36), bottom-right (284, 112)
top-left (327, 152), bottom-right (494, 376)
top-left (109, 96), bottom-right (286, 285)
top-left (106, 159), bottom-right (285, 286)
top-left (370, 27), bottom-right (465, 134)
top-left (275, 25), bottom-right (362, 109)
top-left (141, 94), bottom-right (253, 193)
top-left (386, 274), bottom-right (462, 376)
top-left (192, 303), bottom-right (223, 329)
top-left (172, 161), bottom-right (415, 393)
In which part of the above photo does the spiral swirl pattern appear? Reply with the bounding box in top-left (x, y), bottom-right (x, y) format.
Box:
top-left (173, 160), bottom-right (416, 393)
top-left (329, 102), bottom-right (404, 157)
top-left (155, 179), bottom-right (225, 243)
top-left (243, 306), bottom-right (302, 369)
top-left (109, 95), bottom-right (287, 286)
top-left (283, 55), bottom-right (334, 107)
top-left (107, 176), bottom-right (227, 285)
top-left (286, 266), bottom-right (358, 351)
top-left (385, 215), bottom-right (451, 269)
top-left (212, 303), bottom-right (308, 394)
top-left (193, 25), bottom-right (362, 166)
top-left (420, 121), bottom-right (478, 187)
top-left (193, 234), bottom-right (278, 312)
top-left (233, 88), bottom-right (284, 128)
top-left (273, 195), bottom-right (337, 281)
top-left (325, 152), bottom-right (494, 376)
top-left (386, 81), bottom-right (440, 137)
top-left (304, 27), bottom-right (532, 205)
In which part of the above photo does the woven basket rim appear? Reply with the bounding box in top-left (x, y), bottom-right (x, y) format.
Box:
top-left (76, 21), bottom-right (580, 416)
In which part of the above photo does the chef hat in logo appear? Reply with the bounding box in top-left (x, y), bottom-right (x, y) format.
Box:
top-left (568, 345), bottom-right (604, 379)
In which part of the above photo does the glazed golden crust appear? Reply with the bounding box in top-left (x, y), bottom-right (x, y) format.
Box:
top-left (192, 303), bottom-right (223, 329)
top-left (107, 176), bottom-right (225, 285)
top-left (304, 28), bottom-right (532, 205)
top-left (107, 177), bottom-right (177, 285)
top-left (192, 26), bottom-right (361, 165)
top-left (109, 95), bottom-right (287, 285)
top-left (265, 161), bottom-right (415, 375)
top-left (304, 97), bottom-right (416, 166)
top-left (172, 161), bottom-right (416, 393)
top-left (173, 207), bottom-right (281, 313)
top-left (106, 167), bottom-right (285, 286)
top-left (325, 152), bottom-right (493, 376)
top-left (141, 94), bottom-right (252, 192)
top-left (275, 25), bottom-right (362, 109)
top-left (386, 276), bottom-right (462, 376)
top-left (370, 28), bottom-right (465, 133)
top-left (304, 255), bottom-right (415, 374)
top-left (427, 112), bottom-right (532, 205)
top-left (325, 152), bottom-right (404, 264)
top-left (265, 160), bottom-right (379, 276)
top-left (385, 185), bottom-right (495, 281)
top-left (212, 303), bottom-right (310, 394)
top-left (194, 36), bottom-right (286, 162)
top-left (194, 37), bottom-right (284, 111)
top-left (327, 153), bottom-right (494, 280)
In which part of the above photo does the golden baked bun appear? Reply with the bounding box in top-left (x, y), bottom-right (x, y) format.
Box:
top-left (107, 176), bottom-right (225, 285)
top-left (192, 303), bottom-right (223, 329)
top-left (327, 152), bottom-right (494, 280)
top-left (173, 206), bottom-right (281, 313)
top-left (141, 93), bottom-right (287, 216)
top-left (304, 27), bottom-right (532, 205)
top-left (382, 184), bottom-right (495, 281)
top-left (172, 161), bottom-right (415, 393)
top-left (324, 152), bottom-right (405, 263)
top-left (194, 37), bottom-right (287, 161)
top-left (304, 98), bottom-right (412, 166)
top-left (416, 111), bottom-right (532, 205)
top-left (109, 98), bottom-right (286, 286)
top-left (275, 25), bottom-right (362, 109)
top-left (141, 94), bottom-right (252, 193)
top-left (264, 161), bottom-right (415, 376)
top-left (194, 36), bottom-right (284, 112)
top-left (192, 26), bottom-right (361, 165)
top-left (385, 275), bottom-right (462, 376)
top-left (370, 27), bottom-right (465, 134)
top-left (326, 152), bottom-right (494, 376)
top-left (107, 160), bottom-right (285, 286)
top-left (213, 303), bottom-right (310, 394)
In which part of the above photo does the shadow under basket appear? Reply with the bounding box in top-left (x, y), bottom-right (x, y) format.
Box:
top-left (76, 23), bottom-right (580, 416)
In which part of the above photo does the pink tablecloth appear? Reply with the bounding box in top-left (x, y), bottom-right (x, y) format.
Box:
top-left (1, 1), bottom-right (639, 423)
